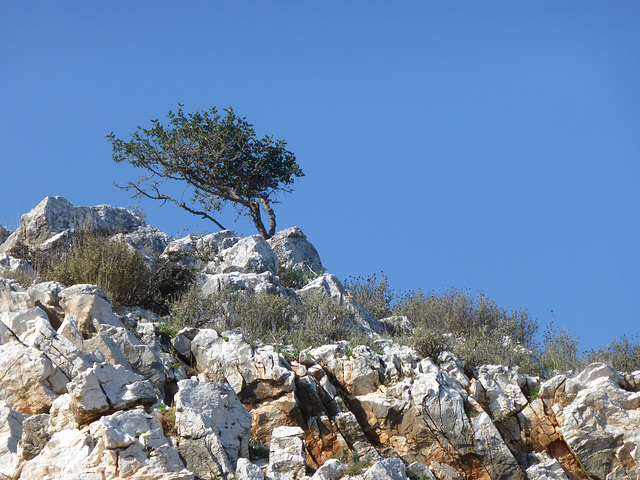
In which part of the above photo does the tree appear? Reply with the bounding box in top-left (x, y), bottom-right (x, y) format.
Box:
top-left (107, 106), bottom-right (304, 239)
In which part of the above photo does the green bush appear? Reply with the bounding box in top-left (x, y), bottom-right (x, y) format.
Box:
top-left (47, 230), bottom-right (152, 307)
top-left (584, 334), bottom-right (640, 374)
top-left (40, 229), bottom-right (195, 312)
top-left (539, 320), bottom-right (581, 373)
top-left (169, 286), bottom-right (358, 350)
top-left (393, 288), bottom-right (539, 372)
top-left (344, 271), bottom-right (393, 320)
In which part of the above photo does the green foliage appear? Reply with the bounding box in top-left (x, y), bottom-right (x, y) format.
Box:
top-left (169, 286), bottom-right (358, 350)
top-left (277, 265), bottom-right (323, 289)
top-left (40, 229), bottom-right (195, 313)
top-left (344, 271), bottom-right (393, 320)
top-left (393, 288), bottom-right (539, 371)
top-left (584, 334), bottom-right (640, 374)
top-left (158, 403), bottom-right (177, 437)
top-left (47, 230), bottom-right (152, 308)
top-left (108, 106), bottom-right (304, 238)
top-left (540, 319), bottom-right (581, 373)
top-left (338, 447), bottom-right (371, 476)
top-left (249, 436), bottom-right (270, 460)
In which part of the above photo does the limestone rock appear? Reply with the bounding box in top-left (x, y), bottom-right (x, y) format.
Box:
top-left (17, 413), bottom-right (51, 460)
top-left (470, 412), bottom-right (523, 479)
top-left (379, 315), bottom-right (415, 336)
top-left (191, 329), bottom-right (295, 401)
top-left (525, 452), bottom-right (569, 480)
top-left (0, 196), bottom-right (142, 255)
top-left (552, 363), bottom-right (640, 479)
top-left (363, 458), bottom-right (408, 480)
top-left (267, 226), bottom-right (323, 274)
top-left (474, 364), bottom-right (527, 419)
top-left (200, 271), bottom-right (293, 298)
top-left (236, 457), bottom-right (265, 479)
top-left (175, 379), bottom-right (251, 479)
top-left (206, 235), bottom-right (279, 275)
top-left (58, 284), bottom-right (124, 339)
top-left (0, 253), bottom-right (35, 280)
top-left (0, 277), bottom-right (33, 312)
top-left (311, 458), bottom-right (345, 480)
top-left (267, 426), bottom-right (306, 480)
top-left (112, 224), bottom-right (172, 256)
top-left (0, 400), bottom-right (24, 479)
top-left (22, 408), bottom-right (193, 480)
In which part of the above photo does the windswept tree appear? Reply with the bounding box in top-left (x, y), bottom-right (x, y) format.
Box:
top-left (107, 106), bottom-right (304, 239)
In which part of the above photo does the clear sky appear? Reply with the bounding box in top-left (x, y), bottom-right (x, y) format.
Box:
top-left (1, 2), bottom-right (638, 351)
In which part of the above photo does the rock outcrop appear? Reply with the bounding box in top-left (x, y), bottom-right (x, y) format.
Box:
top-left (0, 197), bottom-right (638, 480)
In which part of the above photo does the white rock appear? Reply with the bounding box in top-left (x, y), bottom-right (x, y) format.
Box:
top-left (237, 457), bottom-right (266, 479)
top-left (175, 379), bottom-right (252, 479)
top-left (267, 426), bottom-right (306, 480)
top-left (470, 412), bottom-right (522, 479)
top-left (267, 226), bottom-right (323, 274)
top-left (0, 277), bottom-right (33, 312)
top-left (207, 234), bottom-right (279, 275)
top-left (0, 401), bottom-right (24, 479)
top-left (297, 274), bottom-right (383, 334)
top-left (475, 364), bottom-right (527, 419)
top-left (363, 457), bottom-right (407, 480)
top-left (311, 458), bottom-right (345, 480)
top-left (191, 329), bottom-right (295, 400)
top-left (525, 452), bottom-right (569, 480)
top-left (112, 224), bottom-right (172, 256)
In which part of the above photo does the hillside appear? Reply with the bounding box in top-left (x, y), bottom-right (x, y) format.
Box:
top-left (0, 196), bottom-right (638, 480)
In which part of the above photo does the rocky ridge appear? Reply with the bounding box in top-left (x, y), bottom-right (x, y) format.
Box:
top-left (0, 197), bottom-right (638, 479)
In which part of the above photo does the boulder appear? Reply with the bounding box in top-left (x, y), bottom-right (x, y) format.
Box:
top-left (267, 426), bottom-right (307, 480)
top-left (267, 226), bottom-right (323, 274)
top-left (0, 400), bottom-right (24, 479)
top-left (175, 379), bottom-right (252, 479)
top-left (310, 458), bottom-right (345, 480)
top-left (0, 196), bottom-right (142, 255)
top-left (191, 329), bottom-right (295, 401)
top-left (0, 253), bottom-right (35, 280)
top-left (112, 224), bottom-right (172, 256)
top-left (474, 364), bottom-right (527, 419)
top-left (363, 457), bottom-right (407, 480)
top-left (17, 413), bottom-right (51, 460)
top-left (525, 452), bottom-right (569, 480)
top-left (206, 234), bottom-right (279, 275)
top-left (200, 271), bottom-right (293, 298)
top-left (58, 284), bottom-right (124, 339)
top-left (0, 277), bottom-right (33, 312)
top-left (236, 457), bottom-right (265, 479)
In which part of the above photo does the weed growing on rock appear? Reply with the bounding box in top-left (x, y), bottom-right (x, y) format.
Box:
top-left (157, 404), bottom-right (177, 437)
top-left (344, 271), bottom-right (393, 320)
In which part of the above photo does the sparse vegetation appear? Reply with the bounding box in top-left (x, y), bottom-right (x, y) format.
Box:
top-left (168, 285), bottom-right (358, 350)
top-left (158, 403), bottom-right (177, 437)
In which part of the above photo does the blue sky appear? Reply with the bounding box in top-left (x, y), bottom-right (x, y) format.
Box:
top-left (1, 2), bottom-right (638, 351)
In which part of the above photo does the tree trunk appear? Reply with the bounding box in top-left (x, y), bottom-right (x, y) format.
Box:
top-left (259, 197), bottom-right (277, 238)
top-left (249, 201), bottom-right (271, 239)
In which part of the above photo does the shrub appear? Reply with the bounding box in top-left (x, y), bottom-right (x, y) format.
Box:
top-left (539, 320), bottom-right (581, 373)
top-left (393, 288), bottom-right (539, 371)
top-left (584, 334), bottom-right (640, 374)
top-left (47, 230), bottom-right (152, 307)
top-left (277, 265), bottom-right (321, 289)
top-left (344, 272), bottom-right (393, 320)
top-left (168, 287), bottom-right (358, 350)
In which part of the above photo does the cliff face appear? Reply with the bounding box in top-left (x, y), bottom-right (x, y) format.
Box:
top-left (0, 197), bottom-right (638, 480)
